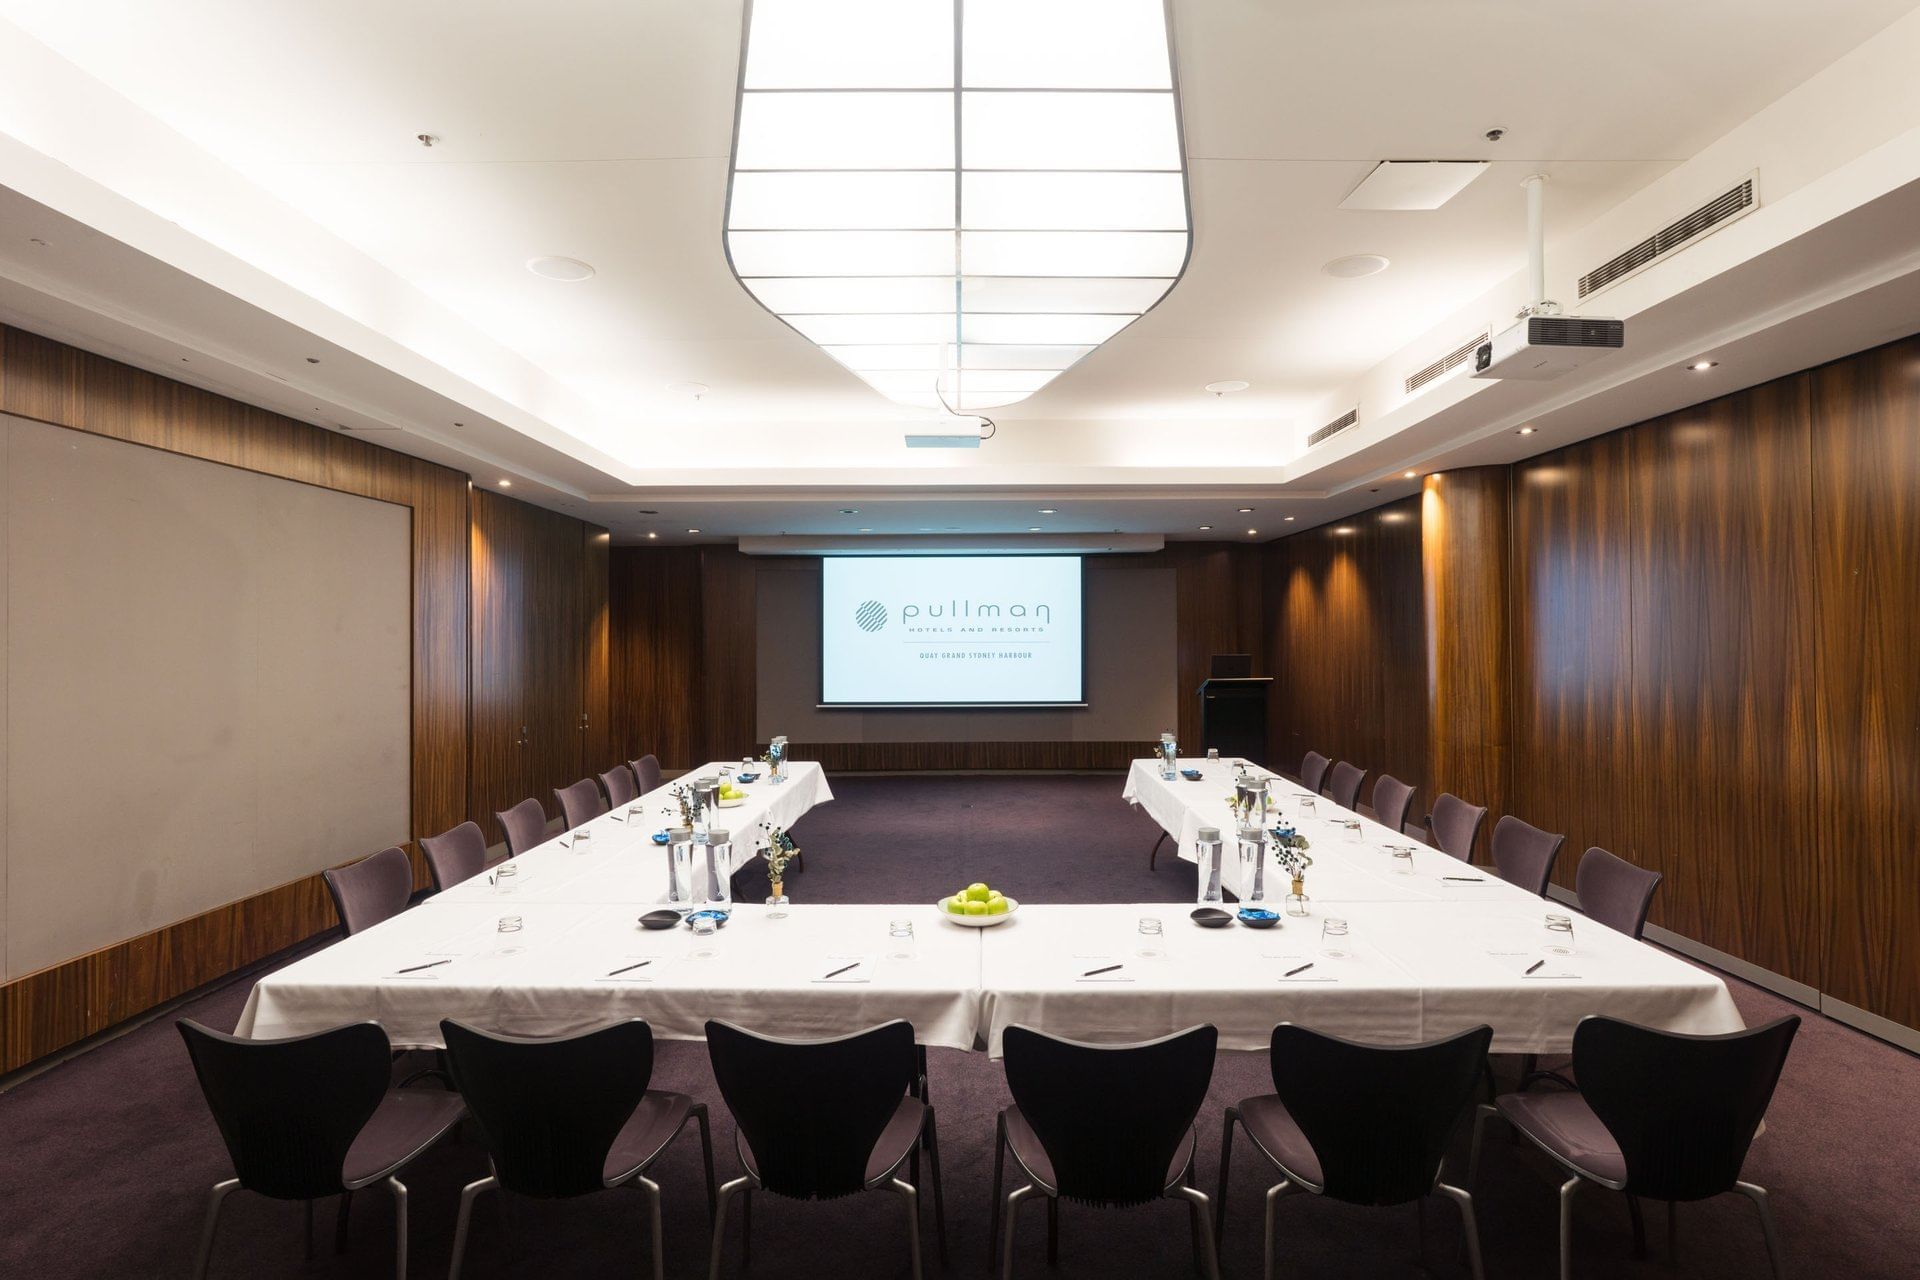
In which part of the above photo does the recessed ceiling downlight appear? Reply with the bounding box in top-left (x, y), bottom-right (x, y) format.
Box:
top-left (1322, 254), bottom-right (1390, 279)
top-left (526, 256), bottom-right (597, 282)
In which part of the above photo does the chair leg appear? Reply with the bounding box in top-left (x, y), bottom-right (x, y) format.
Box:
top-left (386, 1176), bottom-right (409, 1280)
top-left (1261, 1182), bottom-right (1295, 1280)
top-left (989, 1113), bottom-right (1007, 1273)
top-left (923, 1105), bottom-right (948, 1264)
top-left (1435, 1182), bottom-right (1486, 1280)
top-left (448, 1175), bottom-right (496, 1280)
top-left (1170, 1181), bottom-right (1219, 1280)
top-left (1735, 1182), bottom-right (1786, 1280)
top-left (1627, 1193), bottom-right (1647, 1259)
top-left (1002, 1184), bottom-right (1036, 1280)
top-left (335, 1190), bottom-right (353, 1254)
top-left (1215, 1107), bottom-right (1238, 1239)
top-left (889, 1178), bottom-right (924, 1280)
top-left (1466, 1103), bottom-right (1499, 1191)
top-left (709, 1176), bottom-right (752, 1280)
top-left (694, 1103), bottom-right (718, 1223)
top-left (635, 1176), bottom-right (665, 1280)
top-left (1558, 1177), bottom-right (1582, 1280)
top-left (193, 1179), bottom-right (239, 1280)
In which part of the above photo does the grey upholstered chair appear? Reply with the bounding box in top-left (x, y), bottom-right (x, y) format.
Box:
top-left (556, 778), bottom-right (609, 828)
top-left (1472, 1015), bottom-right (1800, 1280)
top-left (1368, 774), bottom-right (1417, 838)
top-left (601, 764), bottom-right (640, 809)
top-left (631, 754), bottom-right (664, 795)
top-left (1575, 847), bottom-right (1663, 939)
top-left (1219, 1024), bottom-right (1490, 1280)
top-left (322, 846), bottom-right (412, 936)
top-left (419, 821), bottom-right (487, 894)
top-left (1298, 751), bottom-right (1331, 796)
top-left (178, 1018), bottom-right (464, 1280)
top-left (1489, 815), bottom-right (1567, 897)
top-left (1426, 793), bottom-right (1488, 863)
top-left (1325, 761), bottom-right (1365, 811)
top-left (496, 797), bottom-right (549, 858)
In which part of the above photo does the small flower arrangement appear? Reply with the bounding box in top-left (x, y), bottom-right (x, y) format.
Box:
top-left (1269, 825), bottom-right (1313, 878)
top-left (669, 783), bottom-right (695, 827)
top-left (762, 825), bottom-right (800, 888)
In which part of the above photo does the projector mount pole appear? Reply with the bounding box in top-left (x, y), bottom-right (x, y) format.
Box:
top-left (1519, 172), bottom-right (1561, 318)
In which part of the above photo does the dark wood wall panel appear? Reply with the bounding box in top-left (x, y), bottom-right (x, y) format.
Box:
top-left (1166, 544), bottom-right (1266, 751)
top-left (1421, 468), bottom-right (1511, 845)
top-left (609, 547), bottom-right (704, 769)
top-left (697, 548), bottom-right (761, 763)
top-left (0, 325), bottom-right (471, 1071)
top-left (1810, 336), bottom-right (1920, 1029)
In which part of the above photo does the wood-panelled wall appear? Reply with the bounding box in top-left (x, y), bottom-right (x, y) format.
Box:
top-left (1265, 331), bottom-right (1920, 1036)
top-left (0, 326), bottom-right (471, 1071)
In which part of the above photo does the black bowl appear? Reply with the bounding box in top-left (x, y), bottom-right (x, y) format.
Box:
top-left (639, 909), bottom-right (683, 930)
top-left (1190, 907), bottom-right (1234, 928)
top-left (1236, 907), bottom-right (1282, 929)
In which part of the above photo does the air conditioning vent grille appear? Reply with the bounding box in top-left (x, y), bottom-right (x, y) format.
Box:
top-left (1404, 332), bottom-right (1490, 395)
top-left (1578, 175), bottom-right (1757, 299)
top-left (1307, 408), bottom-right (1358, 447)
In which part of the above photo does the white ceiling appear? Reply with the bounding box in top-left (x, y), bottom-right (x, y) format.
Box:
top-left (1, 0), bottom-right (1918, 541)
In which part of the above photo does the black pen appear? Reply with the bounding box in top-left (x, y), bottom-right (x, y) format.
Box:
top-left (820, 961), bottom-right (861, 980)
top-left (1283, 963), bottom-right (1314, 977)
top-left (394, 959), bottom-right (450, 974)
top-left (1081, 963), bottom-right (1124, 977)
top-left (1525, 960), bottom-right (1545, 975)
top-left (1442, 876), bottom-right (1486, 883)
top-left (605, 960), bottom-right (653, 977)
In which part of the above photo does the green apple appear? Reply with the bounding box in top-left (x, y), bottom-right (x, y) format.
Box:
top-left (966, 882), bottom-right (991, 902)
top-left (964, 900), bottom-right (989, 916)
top-left (940, 896), bottom-right (962, 915)
top-left (986, 897), bottom-right (1010, 915)
top-left (987, 889), bottom-right (1005, 903)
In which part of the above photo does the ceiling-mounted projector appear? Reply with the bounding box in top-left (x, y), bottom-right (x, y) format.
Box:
top-left (1473, 315), bottom-right (1625, 380)
top-left (905, 415), bottom-right (993, 449)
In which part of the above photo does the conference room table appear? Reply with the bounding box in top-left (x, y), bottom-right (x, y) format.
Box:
top-left (239, 757), bottom-right (1743, 1058)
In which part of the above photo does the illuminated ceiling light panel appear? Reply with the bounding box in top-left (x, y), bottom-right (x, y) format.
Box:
top-left (726, 0), bottom-right (1190, 413)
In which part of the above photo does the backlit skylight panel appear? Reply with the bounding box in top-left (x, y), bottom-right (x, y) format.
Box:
top-left (725, 0), bottom-right (1189, 412)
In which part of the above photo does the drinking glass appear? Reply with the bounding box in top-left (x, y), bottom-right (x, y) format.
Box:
top-left (497, 915), bottom-right (523, 933)
top-left (1341, 818), bottom-right (1362, 843)
top-left (1389, 845), bottom-right (1416, 875)
top-left (690, 913), bottom-right (720, 959)
top-left (1320, 917), bottom-right (1350, 958)
top-left (887, 919), bottom-right (917, 961)
top-left (494, 864), bottom-right (519, 893)
top-left (1300, 797), bottom-right (1317, 818)
top-left (742, 757), bottom-right (756, 776)
top-left (570, 828), bottom-right (592, 852)
top-left (1206, 748), bottom-right (1220, 761)
top-left (1135, 916), bottom-right (1166, 960)
top-left (1544, 913), bottom-right (1576, 955)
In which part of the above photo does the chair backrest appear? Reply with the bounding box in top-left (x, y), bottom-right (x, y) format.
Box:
top-left (1325, 761), bottom-right (1365, 811)
top-left (1489, 815), bottom-right (1566, 896)
top-left (706, 1019), bottom-right (916, 1200)
top-left (1370, 774), bottom-right (1416, 837)
top-left (496, 797), bottom-right (549, 857)
top-left (1002, 1023), bottom-right (1217, 1207)
top-left (1299, 751), bottom-right (1331, 796)
top-left (600, 765), bottom-right (639, 808)
top-left (555, 778), bottom-right (608, 828)
top-left (178, 1019), bottom-right (390, 1200)
top-left (321, 845), bottom-right (412, 935)
top-left (442, 1018), bottom-right (655, 1198)
top-left (630, 754), bottom-right (663, 795)
top-left (1574, 1015), bottom-right (1800, 1202)
top-left (1575, 846), bottom-right (1662, 940)
top-left (1426, 793), bottom-right (1488, 862)
top-left (1267, 1023), bottom-right (1492, 1206)
top-left (419, 821), bottom-right (488, 893)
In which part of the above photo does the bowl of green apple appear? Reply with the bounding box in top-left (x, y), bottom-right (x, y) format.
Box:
top-left (938, 882), bottom-right (1018, 926)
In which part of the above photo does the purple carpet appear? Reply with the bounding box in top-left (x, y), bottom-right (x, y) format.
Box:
top-left (3, 774), bottom-right (1914, 1277)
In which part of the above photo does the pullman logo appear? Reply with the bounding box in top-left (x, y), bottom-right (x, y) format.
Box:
top-left (854, 600), bottom-right (888, 632)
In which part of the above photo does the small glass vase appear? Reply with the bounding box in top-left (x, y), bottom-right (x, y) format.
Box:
top-left (765, 879), bottom-right (789, 919)
top-left (1285, 874), bottom-right (1312, 917)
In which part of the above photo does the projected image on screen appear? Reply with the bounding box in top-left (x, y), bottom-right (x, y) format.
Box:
top-left (821, 556), bottom-right (1085, 707)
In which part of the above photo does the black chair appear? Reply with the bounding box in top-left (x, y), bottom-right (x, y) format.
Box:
top-left (1489, 815), bottom-right (1566, 897)
top-left (631, 753), bottom-right (664, 795)
top-left (1426, 793), bottom-right (1488, 863)
top-left (441, 1018), bottom-right (713, 1280)
top-left (1576, 846), bottom-right (1663, 940)
top-left (994, 1024), bottom-right (1219, 1279)
top-left (178, 1019), bottom-right (463, 1279)
top-left (495, 797), bottom-right (549, 857)
top-left (602, 764), bottom-right (640, 809)
top-left (1325, 761), bottom-right (1365, 811)
top-left (1369, 773), bottom-right (1417, 837)
top-left (322, 846), bottom-right (412, 935)
top-left (556, 777), bottom-right (610, 828)
top-left (1471, 1015), bottom-right (1800, 1280)
top-left (419, 821), bottom-right (487, 893)
top-left (705, 1019), bottom-right (943, 1280)
top-left (1298, 751), bottom-right (1331, 796)
top-left (1218, 1024), bottom-right (1489, 1280)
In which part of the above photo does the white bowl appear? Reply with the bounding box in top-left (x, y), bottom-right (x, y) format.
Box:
top-left (716, 797), bottom-right (745, 808)
top-left (936, 896), bottom-right (1019, 926)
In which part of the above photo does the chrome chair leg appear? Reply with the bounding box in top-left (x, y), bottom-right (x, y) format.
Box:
top-left (1169, 1183), bottom-right (1220, 1280)
top-left (1435, 1182), bottom-right (1486, 1280)
top-left (193, 1179), bottom-right (240, 1280)
top-left (448, 1175), bottom-right (497, 1280)
top-left (636, 1176), bottom-right (665, 1280)
top-left (1215, 1106), bottom-right (1239, 1238)
top-left (1261, 1182), bottom-right (1295, 1280)
top-left (1001, 1183), bottom-right (1036, 1280)
top-left (708, 1175), bottom-right (753, 1280)
top-left (988, 1113), bottom-right (1007, 1272)
top-left (1558, 1176), bottom-right (1583, 1280)
top-left (1735, 1181), bottom-right (1786, 1280)
top-left (1467, 1103), bottom-right (1499, 1190)
top-left (386, 1176), bottom-right (409, 1280)
top-left (889, 1178), bottom-right (924, 1280)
